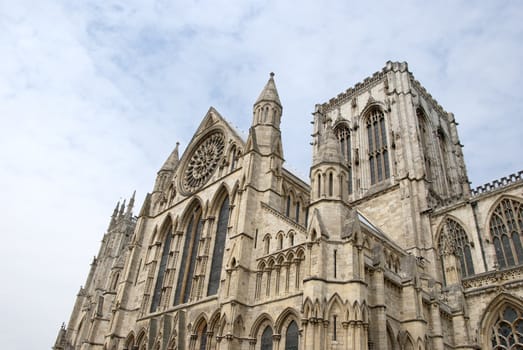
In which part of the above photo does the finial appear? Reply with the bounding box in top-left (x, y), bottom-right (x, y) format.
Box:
top-left (270, 72), bottom-right (275, 78)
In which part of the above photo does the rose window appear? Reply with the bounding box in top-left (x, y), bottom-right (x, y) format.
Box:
top-left (182, 132), bottom-right (225, 193)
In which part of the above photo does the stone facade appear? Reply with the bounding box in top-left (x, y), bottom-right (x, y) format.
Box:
top-left (54, 62), bottom-right (523, 350)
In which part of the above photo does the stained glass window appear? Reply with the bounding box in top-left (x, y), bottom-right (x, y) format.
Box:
top-left (150, 225), bottom-right (172, 312)
top-left (261, 326), bottom-right (273, 350)
top-left (366, 109), bottom-right (389, 184)
top-left (208, 197), bottom-right (229, 296)
top-left (491, 305), bottom-right (523, 349)
top-left (285, 321), bottom-right (299, 350)
top-left (199, 325), bottom-right (208, 350)
top-left (490, 199), bottom-right (523, 268)
top-left (174, 207), bottom-right (203, 305)
top-left (438, 218), bottom-right (475, 277)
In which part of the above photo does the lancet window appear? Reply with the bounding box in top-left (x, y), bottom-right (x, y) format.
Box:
top-left (416, 108), bottom-right (433, 182)
top-left (366, 109), bottom-right (390, 184)
top-left (490, 198), bottom-right (523, 268)
top-left (150, 224), bottom-right (173, 312)
top-left (438, 218), bottom-right (474, 277)
top-left (285, 321), bottom-right (299, 350)
top-left (208, 196), bottom-right (229, 296)
top-left (174, 206), bottom-right (203, 305)
top-left (335, 124), bottom-right (353, 194)
top-left (490, 305), bottom-right (523, 349)
top-left (261, 326), bottom-right (273, 350)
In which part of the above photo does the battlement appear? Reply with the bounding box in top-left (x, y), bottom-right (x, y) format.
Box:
top-left (471, 170), bottom-right (523, 196)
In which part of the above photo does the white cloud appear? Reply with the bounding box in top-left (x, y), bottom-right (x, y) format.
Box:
top-left (0, 1), bottom-right (522, 349)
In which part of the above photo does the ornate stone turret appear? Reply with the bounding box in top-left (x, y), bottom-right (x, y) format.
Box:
top-left (243, 73), bottom-right (284, 208)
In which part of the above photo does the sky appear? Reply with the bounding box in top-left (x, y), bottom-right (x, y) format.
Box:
top-left (0, 1), bottom-right (522, 349)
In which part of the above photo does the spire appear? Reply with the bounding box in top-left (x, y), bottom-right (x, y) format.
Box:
top-left (160, 142), bottom-right (180, 172)
top-left (313, 119), bottom-right (344, 165)
top-left (108, 201), bottom-right (120, 231)
top-left (254, 72), bottom-right (281, 107)
top-left (118, 200), bottom-right (126, 219)
top-left (125, 191), bottom-right (135, 217)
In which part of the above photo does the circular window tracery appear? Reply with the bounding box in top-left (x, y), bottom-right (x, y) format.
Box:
top-left (181, 131), bottom-right (225, 194)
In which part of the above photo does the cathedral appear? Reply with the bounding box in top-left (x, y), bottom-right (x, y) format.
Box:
top-left (54, 61), bottom-right (523, 350)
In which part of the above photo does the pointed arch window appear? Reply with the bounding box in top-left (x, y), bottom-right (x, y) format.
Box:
top-left (490, 305), bottom-right (523, 349)
top-left (335, 125), bottom-right (353, 194)
top-left (286, 195), bottom-right (291, 216)
top-left (150, 224), bottom-right (173, 312)
top-left (208, 196), bottom-right (229, 296)
top-left (438, 218), bottom-right (475, 278)
top-left (174, 206), bottom-right (203, 305)
top-left (328, 173), bottom-right (334, 196)
top-left (199, 324), bottom-right (208, 350)
top-left (437, 129), bottom-right (451, 190)
top-left (261, 326), bottom-right (273, 350)
top-left (490, 198), bottom-right (523, 268)
top-left (416, 108), bottom-right (433, 182)
top-left (366, 109), bottom-right (390, 184)
top-left (285, 321), bottom-right (299, 350)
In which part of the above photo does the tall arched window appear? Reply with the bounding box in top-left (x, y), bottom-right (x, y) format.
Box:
top-left (261, 326), bottom-right (273, 350)
top-left (335, 125), bottom-right (352, 194)
top-left (150, 224), bottom-right (173, 312)
top-left (438, 218), bottom-right (475, 277)
top-left (199, 324), bottom-right (208, 350)
top-left (366, 109), bottom-right (390, 184)
top-left (286, 195), bottom-right (291, 216)
top-left (490, 305), bottom-right (523, 349)
top-left (490, 198), bottom-right (523, 268)
top-left (208, 196), bottom-right (229, 296)
top-left (174, 206), bottom-right (203, 305)
top-left (328, 173), bottom-right (333, 196)
top-left (285, 321), bottom-right (299, 350)
top-left (417, 108), bottom-right (433, 182)
top-left (295, 201), bottom-right (300, 223)
top-left (437, 129), bottom-right (451, 192)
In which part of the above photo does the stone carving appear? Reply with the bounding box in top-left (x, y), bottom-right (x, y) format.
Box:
top-left (182, 131), bottom-right (225, 194)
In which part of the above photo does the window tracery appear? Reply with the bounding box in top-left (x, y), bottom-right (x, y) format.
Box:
top-left (366, 109), bottom-right (389, 184)
top-left (438, 218), bottom-right (474, 278)
top-left (150, 224), bottom-right (173, 312)
top-left (208, 196), bottom-right (229, 296)
top-left (490, 198), bottom-right (523, 268)
top-left (491, 305), bottom-right (523, 349)
top-left (182, 132), bottom-right (225, 194)
top-left (174, 206), bottom-right (203, 305)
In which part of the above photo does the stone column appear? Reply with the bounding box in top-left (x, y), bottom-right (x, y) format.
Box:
top-left (371, 269), bottom-right (387, 349)
top-left (430, 302), bottom-right (444, 350)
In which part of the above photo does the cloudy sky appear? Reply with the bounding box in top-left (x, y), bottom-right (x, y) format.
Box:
top-left (1, 1), bottom-right (522, 349)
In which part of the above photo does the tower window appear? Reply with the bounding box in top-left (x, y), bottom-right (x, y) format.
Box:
top-left (366, 109), bottom-right (389, 184)
top-left (335, 125), bottom-right (353, 194)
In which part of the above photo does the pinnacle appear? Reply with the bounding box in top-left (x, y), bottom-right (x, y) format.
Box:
top-left (160, 142), bottom-right (180, 171)
top-left (255, 72), bottom-right (281, 107)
